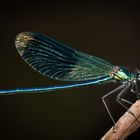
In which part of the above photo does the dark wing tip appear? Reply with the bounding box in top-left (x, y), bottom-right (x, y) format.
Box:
top-left (15, 32), bottom-right (34, 55)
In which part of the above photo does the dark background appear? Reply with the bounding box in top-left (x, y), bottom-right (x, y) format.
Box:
top-left (0, 1), bottom-right (140, 140)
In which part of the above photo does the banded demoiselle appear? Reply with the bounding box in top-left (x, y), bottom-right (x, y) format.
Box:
top-left (0, 32), bottom-right (140, 126)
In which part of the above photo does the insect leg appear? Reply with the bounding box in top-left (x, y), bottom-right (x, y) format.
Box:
top-left (131, 83), bottom-right (137, 93)
top-left (116, 82), bottom-right (137, 120)
top-left (102, 84), bottom-right (125, 126)
top-left (131, 82), bottom-right (140, 98)
top-left (116, 82), bottom-right (134, 105)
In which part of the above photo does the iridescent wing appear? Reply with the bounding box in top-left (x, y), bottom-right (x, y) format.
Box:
top-left (15, 32), bottom-right (114, 81)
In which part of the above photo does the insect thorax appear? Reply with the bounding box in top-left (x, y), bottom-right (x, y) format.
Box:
top-left (110, 66), bottom-right (132, 81)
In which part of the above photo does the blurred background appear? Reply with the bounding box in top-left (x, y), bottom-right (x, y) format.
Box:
top-left (0, 1), bottom-right (140, 140)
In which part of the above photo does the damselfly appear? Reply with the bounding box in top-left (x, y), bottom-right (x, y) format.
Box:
top-left (0, 32), bottom-right (140, 126)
